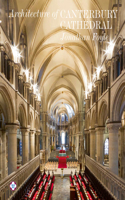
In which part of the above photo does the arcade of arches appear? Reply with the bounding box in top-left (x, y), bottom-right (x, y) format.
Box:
top-left (0, 0), bottom-right (125, 199)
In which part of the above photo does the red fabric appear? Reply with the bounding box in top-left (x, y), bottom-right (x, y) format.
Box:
top-left (59, 150), bottom-right (66, 153)
top-left (52, 176), bottom-right (55, 182)
top-left (71, 183), bottom-right (73, 186)
top-left (70, 176), bottom-right (72, 182)
top-left (82, 182), bottom-right (86, 189)
top-left (45, 182), bottom-right (48, 190)
top-left (39, 181), bottom-right (43, 189)
top-left (49, 193), bottom-right (52, 200)
top-left (74, 175), bottom-right (77, 181)
top-left (76, 182), bottom-right (80, 190)
top-left (40, 192), bottom-right (45, 200)
top-left (32, 191), bottom-right (38, 200)
top-left (43, 174), bottom-right (46, 180)
top-left (56, 156), bottom-right (69, 168)
top-left (48, 174), bottom-right (50, 181)
top-left (79, 175), bottom-right (82, 180)
top-left (80, 192), bottom-right (84, 200)
top-left (87, 192), bottom-right (93, 200)
top-left (50, 183), bottom-right (54, 191)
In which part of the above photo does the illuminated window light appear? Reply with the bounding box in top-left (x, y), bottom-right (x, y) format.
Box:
top-left (92, 73), bottom-right (96, 81)
top-left (11, 45), bottom-right (22, 62)
top-left (96, 66), bottom-right (102, 79)
top-left (23, 69), bottom-right (29, 79)
top-left (88, 82), bottom-right (92, 92)
top-left (104, 40), bottom-right (115, 56)
top-left (85, 91), bottom-right (89, 99)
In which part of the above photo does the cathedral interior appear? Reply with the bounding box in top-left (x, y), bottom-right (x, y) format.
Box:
top-left (0, 0), bottom-right (125, 200)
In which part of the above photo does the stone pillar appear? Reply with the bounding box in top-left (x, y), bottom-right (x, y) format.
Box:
top-left (85, 99), bottom-right (90, 112)
top-left (0, 46), bottom-right (5, 74)
top-left (111, 58), bottom-right (115, 83)
top-left (29, 130), bottom-right (35, 160)
top-left (107, 122), bottom-right (121, 175)
top-left (35, 130), bottom-right (40, 155)
top-left (89, 129), bottom-right (96, 160)
top-left (21, 128), bottom-right (29, 165)
top-left (5, 124), bottom-right (19, 175)
top-left (51, 135), bottom-right (53, 146)
top-left (95, 80), bottom-right (102, 99)
top-left (119, 126), bottom-right (125, 178)
top-left (46, 136), bottom-right (48, 161)
top-left (122, 40), bottom-right (125, 70)
top-left (75, 135), bottom-right (79, 160)
top-left (95, 127), bottom-right (105, 164)
top-left (0, 130), bottom-right (7, 179)
top-left (84, 130), bottom-right (90, 155)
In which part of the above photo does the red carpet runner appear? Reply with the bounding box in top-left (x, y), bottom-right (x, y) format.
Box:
top-left (56, 156), bottom-right (69, 168)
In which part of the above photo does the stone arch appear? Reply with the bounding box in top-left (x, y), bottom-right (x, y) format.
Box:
top-left (0, 84), bottom-right (14, 123)
top-left (18, 103), bottom-right (27, 127)
top-left (112, 81), bottom-right (125, 121)
top-left (98, 101), bottom-right (108, 126)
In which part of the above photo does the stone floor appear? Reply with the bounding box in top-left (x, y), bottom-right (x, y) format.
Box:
top-left (52, 176), bottom-right (70, 200)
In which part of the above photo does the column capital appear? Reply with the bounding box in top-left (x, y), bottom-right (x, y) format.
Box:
top-left (5, 123), bottom-right (19, 133)
top-left (30, 129), bottom-right (36, 135)
top-left (36, 130), bottom-right (41, 135)
top-left (24, 82), bottom-right (31, 88)
top-left (21, 128), bottom-right (30, 135)
top-left (95, 126), bottom-right (105, 134)
top-left (89, 128), bottom-right (95, 134)
top-left (95, 79), bottom-right (101, 86)
top-left (107, 122), bottom-right (121, 133)
top-left (84, 129), bottom-right (89, 134)
top-left (106, 59), bottom-right (112, 69)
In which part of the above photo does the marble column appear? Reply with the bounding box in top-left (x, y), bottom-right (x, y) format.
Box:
top-left (5, 124), bottom-right (19, 175)
top-left (107, 122), bottom-right (121, 175)
top-left (29, 130), bottom-right (35, 160)
top-left (89, 129), bottom-right (96, 160)
top-left (84, 130), bottom-right (90, 155)
top-left (21, 128), bottom-right (29, 164)
top-left (95, 127), bottom-right (105, 164)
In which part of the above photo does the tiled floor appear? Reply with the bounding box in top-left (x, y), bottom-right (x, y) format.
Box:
top-left (52, 176), bottom-right (70, 200)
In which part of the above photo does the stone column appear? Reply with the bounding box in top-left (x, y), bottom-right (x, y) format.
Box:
top-left (75, 135), bottom-right (79, 160)
top-left (35, 130), bottom-right (40, 155)
top-left (85, 99), bottom-right (90, 112)
top-left (21, 128), bottom-right (29, 164)
top-left (0, 130), bottom-right (7, 179)
top-left (95, 127), bottom-right (105, 164)
top-left (29, 130), bottom-right (35, 160)
top-left (84, 130), bottom-right (90, 155)
top-left (122, 40), bottom-right (125, 70)
top-left (89, 129), bottom-right (96, 160)
top-left (111, 58), bottom-right (115, 83)
top-left (46, 135), bottom-right (48, 161)
top-left (0, 46), bottom-right (5, 74)
top-left (107, 122), bottom-right (121, 175)
top-left (5, 124), bottom-right (19, 175)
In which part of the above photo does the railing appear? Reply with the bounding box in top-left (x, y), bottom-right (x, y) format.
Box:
top-left (0, 155), bottom-right (40, 200)
top-left (85, 155), bottom-right (125, 200)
